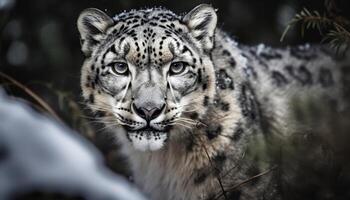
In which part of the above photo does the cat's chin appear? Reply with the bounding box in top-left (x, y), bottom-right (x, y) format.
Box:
top-left (127, 131), bottom-right (168, 151)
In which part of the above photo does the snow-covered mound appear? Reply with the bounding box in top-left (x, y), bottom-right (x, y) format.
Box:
top-left (0, 90), bottom-right (146, 200)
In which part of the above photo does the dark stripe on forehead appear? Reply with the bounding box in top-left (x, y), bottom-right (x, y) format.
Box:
top-left (100, 38), bottom-right (130, 64)
top-left (122, 43), bottom-right (130, 57)
top-left (182, 45), bottom-right (193, 56)
top-left (168, 42), bottom-right (175, 57)
top-left (109, 44), bottom-right (117, 54)
top-left (119, 36), bottom-right (126, 44)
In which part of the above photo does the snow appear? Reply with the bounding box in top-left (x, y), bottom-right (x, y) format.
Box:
top-left (0, 89), bottom-right (147, 200)
top-left (256, 43), bottom-right (266, 56)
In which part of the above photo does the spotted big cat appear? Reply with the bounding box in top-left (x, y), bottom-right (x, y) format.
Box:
top-left (77, 4), bottom-right (349, 200)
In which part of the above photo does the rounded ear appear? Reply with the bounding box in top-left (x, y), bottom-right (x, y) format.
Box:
top-left (183, 4), bottom-right (217, 51)
top-left (77, 8), bottom-right (114, 56)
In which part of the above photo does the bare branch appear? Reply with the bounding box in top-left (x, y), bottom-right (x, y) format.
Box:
top-left (0, 71), bottom-right (62, 123)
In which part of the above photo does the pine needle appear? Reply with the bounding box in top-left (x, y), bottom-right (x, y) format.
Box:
top-left (280, 3), bottom-right (350, 54)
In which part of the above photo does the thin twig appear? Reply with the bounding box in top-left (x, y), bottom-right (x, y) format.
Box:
top-left (0, 71), bottom-right (62, 122)
top-left (213, 165), bottom-right (278, 200)
top-left (202, 145), bottom-right (228, 200)
top-left (229, 165), bottom-right (277, 190)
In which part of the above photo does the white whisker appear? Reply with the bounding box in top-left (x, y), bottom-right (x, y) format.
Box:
top-left (117, 78), bottom-right (131, 107)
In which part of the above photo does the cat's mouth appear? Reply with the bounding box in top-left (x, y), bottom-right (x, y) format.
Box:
top-left (126, 127), bottom-right (169, 151)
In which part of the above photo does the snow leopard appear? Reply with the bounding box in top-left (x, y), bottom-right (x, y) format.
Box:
top-left (77, 4), bottom-right (349, 200)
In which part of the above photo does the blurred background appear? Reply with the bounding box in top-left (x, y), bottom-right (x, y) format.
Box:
top-left (0, 0), bottom-right (350, 198)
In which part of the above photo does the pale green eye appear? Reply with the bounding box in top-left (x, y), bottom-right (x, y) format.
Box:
top-left (169, 62), bottom-right (188, 75)
top-left (110, 62), bottom-right (129, 75)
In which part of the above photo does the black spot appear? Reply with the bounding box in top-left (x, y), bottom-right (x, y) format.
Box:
top-left (90, 64), bottom-right (95, 71)
top-left (109, 44), bottom-right (117, 54)
top-left (239, 85), bottom-right (258, 121)
top-left (197, 69), bottom-right (202, 84)
top-left (220, 101), bottom-right (230, 112)
top-left (271, 71), bottom-right (288, 87)
top-left (119, 37), bottom-right (125, 43)
top-left (150, 22), bottom-right (158, 26)
top-left (88, 94), bottom-right (94, 104)
top-left (125, 132), bottom-right (132, 142)
top-left (193, 169), bottom-right (209, 185)
top-left (120, 84), bottom-right (127, 90)
top-left (206, 124), bottom-right (222, 140)
top-left (189, 112), bottom-right (199, 119)
top-left (186, 137), bottom-right (195, 151)
top-left (319, 68), bottom-right (334, 87)
top-left (297, 65), bottom-right (313, 85)
top-left (222, 49), bottom-right (231, 56)
top-left (285, 65), bottom-right (313, 85)
top-left (216, 69), bottom-right (234, 90)
top-left (203, 96), bottom-right (209, 106)
top-left (213, 152), bottom-right (227, 174)
top-left (182, 45), bottom-right (192, 55)
top-left (233, 125), bottom-right (244, 141)
top-left (229, 58), bottom-right (236, 68)
top-left (202, 83), bottom-right (208, 90)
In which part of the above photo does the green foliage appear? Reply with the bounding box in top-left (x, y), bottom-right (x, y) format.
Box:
top-left (281, 1), bottom-right (350, 54)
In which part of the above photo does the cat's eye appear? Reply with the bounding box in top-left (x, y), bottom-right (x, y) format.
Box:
top-left (110, 62), bottom-right (129, 75)
top-left (169, 62), bottom-right (188, 75)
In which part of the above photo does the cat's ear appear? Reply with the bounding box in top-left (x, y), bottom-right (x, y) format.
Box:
top-left (183, 4), bottom-right (217, 50)
top-left (77, 8), bottom-right (114, 56)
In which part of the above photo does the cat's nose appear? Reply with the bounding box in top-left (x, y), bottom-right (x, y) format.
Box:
top-left (132, 103), bottom-right (165, 121)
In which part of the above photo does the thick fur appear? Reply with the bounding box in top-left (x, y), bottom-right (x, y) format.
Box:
top-left (77, 4), bottom-right (349, 200)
